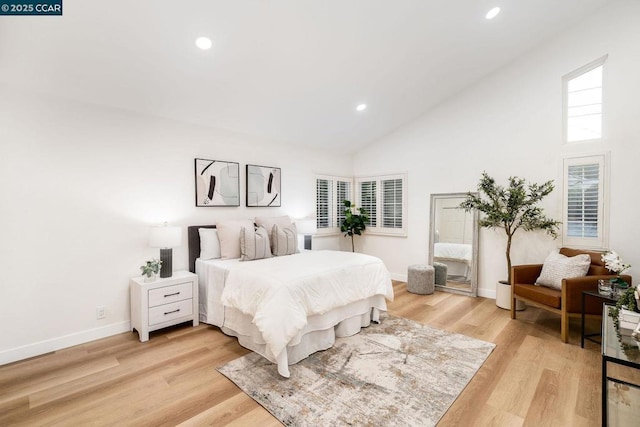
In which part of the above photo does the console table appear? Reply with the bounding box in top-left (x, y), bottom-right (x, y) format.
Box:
top-left (601, 305), bottom-right (640, 426)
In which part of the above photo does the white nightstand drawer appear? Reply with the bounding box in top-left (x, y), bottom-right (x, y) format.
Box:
top-left (148, 299), bottom-right (193, 326)
top-left (148, 282), bottom-right (193, 307)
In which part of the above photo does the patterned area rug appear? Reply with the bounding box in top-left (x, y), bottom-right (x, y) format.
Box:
top-left (217, 315), bottom-right (495, 426)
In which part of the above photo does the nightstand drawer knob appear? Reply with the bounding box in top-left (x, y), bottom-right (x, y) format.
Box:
top-left (164, 308), bottom-right (180, 315)
top-left (164, 292), bottom-right (180, 298)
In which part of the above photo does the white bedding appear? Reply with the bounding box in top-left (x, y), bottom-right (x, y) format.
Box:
top-left (196, 250), bottom-right (393, 377)
top-left (434, 242), bottom-right (472, 263)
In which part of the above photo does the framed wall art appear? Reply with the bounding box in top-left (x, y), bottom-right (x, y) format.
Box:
top-left (246, 164), bottom-right (281, 207)
top-left (194, 158), bottom-right (240, 207)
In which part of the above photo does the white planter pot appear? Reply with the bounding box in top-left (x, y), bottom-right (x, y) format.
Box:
top-left (496, 281), bottom-right (525, 311)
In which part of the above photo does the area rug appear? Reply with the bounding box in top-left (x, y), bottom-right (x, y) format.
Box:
top-left (217, 315), bottom-right (495, 426)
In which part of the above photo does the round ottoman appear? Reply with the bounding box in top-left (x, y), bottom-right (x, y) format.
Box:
top-left (407, 264), bottom-right (435, 295)
top-left (433, 262), bottom-right (448, 286)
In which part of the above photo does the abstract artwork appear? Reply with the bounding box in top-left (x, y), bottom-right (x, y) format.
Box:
top-left (194, 158), bottom-right (240, 207)
top-left (246, 164), bottom-right (281, 207)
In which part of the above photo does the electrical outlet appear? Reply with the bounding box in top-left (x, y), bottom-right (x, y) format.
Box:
top-left (96, 306), bottom-right (106, 320)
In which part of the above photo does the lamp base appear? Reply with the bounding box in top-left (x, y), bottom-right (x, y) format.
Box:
top-left (160, 248), bottom-right (173, 278)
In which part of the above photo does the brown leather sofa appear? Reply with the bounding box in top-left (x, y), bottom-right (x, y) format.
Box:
top-left (511, 247), bottom-right (632, 343)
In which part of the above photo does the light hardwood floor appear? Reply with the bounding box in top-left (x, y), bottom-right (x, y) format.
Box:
top-left (0, 281), bottom-right (613, 426)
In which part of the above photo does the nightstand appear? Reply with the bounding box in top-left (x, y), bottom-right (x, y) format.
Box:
top-left (130, 270), bottom-right (199, 342)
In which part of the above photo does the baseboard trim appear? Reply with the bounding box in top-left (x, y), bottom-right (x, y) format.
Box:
top-left (478, 289), bottom-right (496, 299)
top-left (390, 272), bottom-right (407, 282)
top-left (391, 272), bottom-right (496, 300)
top-left (0, 321), bottom-right (131, 366)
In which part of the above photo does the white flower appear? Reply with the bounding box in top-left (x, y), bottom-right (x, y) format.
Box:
top-left (601, 251), bottom-right (631, 274)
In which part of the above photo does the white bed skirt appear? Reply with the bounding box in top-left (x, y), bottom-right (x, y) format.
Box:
top-left (219, 295), bottom-right (387, 377)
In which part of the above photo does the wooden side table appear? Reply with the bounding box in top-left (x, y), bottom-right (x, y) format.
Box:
top-left (130, 271), bottom-right (199, 342)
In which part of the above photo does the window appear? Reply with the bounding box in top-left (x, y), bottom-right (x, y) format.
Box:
top-left (563, 56), bottom-right (607, 143)
top-left (356, 173), bottom-right (407, 236)
top-left (315, 175), bottom-right (352, 233)
top-left (562, 153), bottom-right (608, 249)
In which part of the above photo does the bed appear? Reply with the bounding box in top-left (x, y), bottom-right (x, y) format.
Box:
top-left (188, 225), bottom-right (394, 377)
top-left (433, 242), bottom-right (472, 280)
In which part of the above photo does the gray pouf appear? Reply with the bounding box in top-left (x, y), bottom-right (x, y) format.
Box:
top-left (433, 262), bottom-right (448, 286)
top-left (407, 264), bottom-right (435, 295)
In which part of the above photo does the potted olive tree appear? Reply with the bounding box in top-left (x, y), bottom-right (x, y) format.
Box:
top-left (460, 172), bottom-right (561, 309)
top-left (340, 200), bottom-right (369, 252)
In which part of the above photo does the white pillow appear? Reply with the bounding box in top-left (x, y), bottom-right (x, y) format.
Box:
top-left (216, 219), bottom-right (254, 259)
top-left (240, 226), bottom-right (272, 261)
top-left (272, 223), bottom-right (298, 256)
top-left (199, 228), bottom-right (221, 260)
top-left (254, 215), bottom-right (292, 235)
top-left (535, 251), bottom-right (591, 290)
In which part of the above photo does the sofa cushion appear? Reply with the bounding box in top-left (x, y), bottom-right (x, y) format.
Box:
top-left (535, 251), bottom-right (591, 290)
top-left (514, 283), bottom-right (561, 309)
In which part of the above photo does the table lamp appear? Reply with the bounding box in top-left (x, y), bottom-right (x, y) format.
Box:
top-left (296, 218), bottom-right (317, 250)
top-left (149, 223), bottom-right (182, 278)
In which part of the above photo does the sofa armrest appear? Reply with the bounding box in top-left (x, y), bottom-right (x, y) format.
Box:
top-left (564, 274), bottom-right (632, 313)
top-left (511, 264), bottom-right (543, 285)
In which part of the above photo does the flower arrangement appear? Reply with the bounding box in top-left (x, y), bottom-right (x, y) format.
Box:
top-left (140, 259), bottom-right (162, 278)
top-left (601, 251), bottom-right (631, 278)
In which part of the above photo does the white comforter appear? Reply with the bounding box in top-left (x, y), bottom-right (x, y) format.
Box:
top-left (434, 242), bottom-right (472, 262)
top-left (220, 250), bottom-right (393, 361)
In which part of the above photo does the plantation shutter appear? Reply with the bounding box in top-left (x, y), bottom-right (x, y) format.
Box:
top-left (567, 163), bottom-right (599, 238)
top-left (358, 180), bottom-right (377, 227)
top-left (382, 178), bottom-right (403, 229)
top-left (336, 181), bottom-right (351, 228)
top-left (316, 179), bottom-right (332, 229)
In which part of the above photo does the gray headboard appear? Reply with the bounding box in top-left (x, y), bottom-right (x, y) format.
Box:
top-left (187, 225), bottom-right (216, 273)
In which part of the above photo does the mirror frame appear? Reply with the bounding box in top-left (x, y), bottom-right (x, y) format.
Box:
top-left (428, 192), bottom-right (479, 297)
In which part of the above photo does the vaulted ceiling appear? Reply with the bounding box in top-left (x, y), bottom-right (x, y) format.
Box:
top-left (0, 0), bottom-right (613, 152)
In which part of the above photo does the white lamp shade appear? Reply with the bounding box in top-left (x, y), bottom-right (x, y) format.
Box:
top-left (149, 226), bottom-right (182, 248)
top-left (296, 218), bottom-right (317, 235)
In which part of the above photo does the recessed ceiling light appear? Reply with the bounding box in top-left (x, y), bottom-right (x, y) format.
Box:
top-left (195, 36), bottom-right (212, 50)
top-left (486, 7), bottom-right (500, 20)
top-left (356, 104), bottom-right (367, 112)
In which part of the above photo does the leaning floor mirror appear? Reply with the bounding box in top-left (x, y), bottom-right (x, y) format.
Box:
top-left (428, 193), bottom-right (479, 296)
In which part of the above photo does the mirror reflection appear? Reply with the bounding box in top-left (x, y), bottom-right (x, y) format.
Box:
top-left (429, 193), bottom-right (478, 296)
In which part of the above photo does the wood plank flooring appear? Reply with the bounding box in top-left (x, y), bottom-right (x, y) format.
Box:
top-left (0, 281), bottom-right (609, 426)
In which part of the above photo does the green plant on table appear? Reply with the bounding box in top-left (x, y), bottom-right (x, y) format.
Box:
top-left (608, 283), bottom-right (639, 331)
top-left (140, 259), bottom-right (162, 277)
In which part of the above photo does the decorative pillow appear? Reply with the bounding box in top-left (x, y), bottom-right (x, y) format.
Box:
top-left (535, 251), bottom-right (591, 290)
top-left (198, 228), bottom-right (221, 260)
top-left (272, 223), bottom-right (298, 256)
top-left (216, 219), bottom-right (254, 259)
top-left (240, 226), bottom-right (272, 261)
top-left (254, 215), bottom-right (292, 235)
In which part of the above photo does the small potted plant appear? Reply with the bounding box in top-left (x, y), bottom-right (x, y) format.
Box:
top-left (140, 259), bottom-right (162, 282)
top-left (340, 200), bottom-right (369, 252)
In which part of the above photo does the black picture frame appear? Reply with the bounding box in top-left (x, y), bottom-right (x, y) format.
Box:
top-left (194, 158), bottom-right (240, 207)
top-left (246, 164), bottom-right (281, 207)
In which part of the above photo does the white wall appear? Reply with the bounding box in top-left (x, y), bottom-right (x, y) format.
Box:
top-left (353, 0), bottom-right (640, 297)
top-left (0, 85), bottom-right (350, 363)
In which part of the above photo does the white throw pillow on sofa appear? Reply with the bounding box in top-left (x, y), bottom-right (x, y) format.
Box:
top-left (535, 251), bottom-right (591, 290)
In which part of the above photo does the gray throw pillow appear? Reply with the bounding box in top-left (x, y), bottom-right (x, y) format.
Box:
top-left (240, 226), bottom-right (272, 261)
top-left (272, 223), bottom-right (298, 256)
